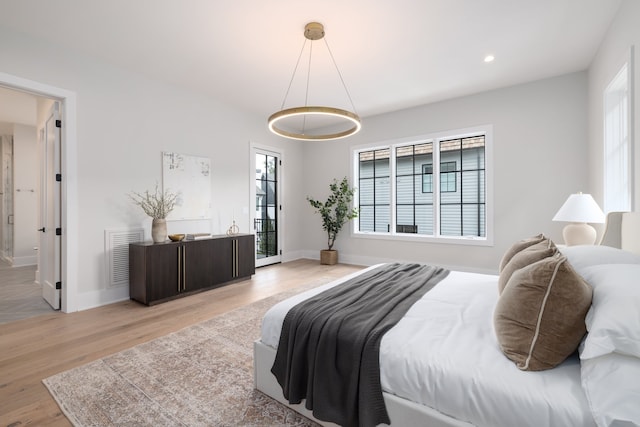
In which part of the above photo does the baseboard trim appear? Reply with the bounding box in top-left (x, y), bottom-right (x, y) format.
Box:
top-left (11, 255), bottom-right (37, 267)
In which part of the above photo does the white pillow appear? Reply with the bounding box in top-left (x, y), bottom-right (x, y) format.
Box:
top-left (559, 245), bottom-right (640, 278)
top-left (578, 263), bottom-right (640, 426)
top-left (581, 353), bottom-right (640, 427)
top-left (579, 264), bottom-right (640, 360)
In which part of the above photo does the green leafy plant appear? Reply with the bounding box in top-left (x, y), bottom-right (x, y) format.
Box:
top-left (129, 184), bottom-right (179, 219)
top-left (307, 177), bottom-right (359, 250)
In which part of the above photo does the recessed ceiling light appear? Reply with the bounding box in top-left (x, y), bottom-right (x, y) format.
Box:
top-left (484, 55), bottom-right (495, 63)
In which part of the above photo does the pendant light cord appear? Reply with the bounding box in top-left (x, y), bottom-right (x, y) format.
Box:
top-left (279, 38), bottom-right (308, 110)
top-left (302, 41), bottom-right (313, 133)
top-left (323, 37), bottom-right (358, 115)
top-left (278, 36), bottom-right (358, 116)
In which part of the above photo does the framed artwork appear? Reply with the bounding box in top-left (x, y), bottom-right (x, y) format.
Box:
top-left (162, 151), bottom-right (211, 220)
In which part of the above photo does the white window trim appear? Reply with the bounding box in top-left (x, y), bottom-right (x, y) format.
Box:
top-left (351, 125), bottom-right (493, 247)
top-left (603, 46), bottom-right (635, 213)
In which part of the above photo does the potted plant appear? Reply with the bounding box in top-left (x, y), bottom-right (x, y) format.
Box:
top-left (129, 184), bottom-right (179, 243)
top-left (307, 177), bottom-right (359, 265)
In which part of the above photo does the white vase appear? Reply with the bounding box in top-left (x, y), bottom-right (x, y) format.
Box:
top-left (151, 218), bottom-right (167, 243)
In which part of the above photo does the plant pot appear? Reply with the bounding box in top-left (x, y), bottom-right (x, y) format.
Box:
top-left (320, 249), bottom-right (338, 265)
top-left (151, 218), bottom-right (167, 243)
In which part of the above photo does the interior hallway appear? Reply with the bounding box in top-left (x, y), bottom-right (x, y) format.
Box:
top-left (0, 258), bottom-right (55, 324)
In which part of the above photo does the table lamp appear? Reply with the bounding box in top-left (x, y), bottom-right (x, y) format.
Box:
top-left (552, 192), bottom-right (605, 245)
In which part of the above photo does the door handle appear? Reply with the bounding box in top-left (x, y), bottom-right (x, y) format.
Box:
top-left (38, 227), bottom-right (46, 232)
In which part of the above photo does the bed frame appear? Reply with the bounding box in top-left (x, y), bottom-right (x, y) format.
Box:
top-left (253, 340), bottom-right (472, 427)
top-left (253, 211), bottom-right (638, 426)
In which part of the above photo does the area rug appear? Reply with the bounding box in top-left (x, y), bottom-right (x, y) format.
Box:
top-left (43, 280), bottom-right (333, 426)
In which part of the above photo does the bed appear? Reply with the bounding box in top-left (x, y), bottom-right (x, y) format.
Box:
top-left (253, 212), bottom-right (640, 427)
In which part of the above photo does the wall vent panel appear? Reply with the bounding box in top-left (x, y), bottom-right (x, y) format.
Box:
top-left (105, 228), bottom-right (144, 287)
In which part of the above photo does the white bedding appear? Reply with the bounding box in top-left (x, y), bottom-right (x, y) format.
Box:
top-left (260, 265), bottom-right (595, 427)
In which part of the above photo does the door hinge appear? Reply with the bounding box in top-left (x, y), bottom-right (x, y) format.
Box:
top-left (55, 119), bottom-right (62, 128)
top-left (56, 173), bottom-right (62, 182)
top-left (279, 205), bottom-right (282, 211)
top-left (55, 281), bottom-right (62, 290)
top-left (279, 250), bottom-right (282, 255)
top-left (56, 227), bottom-right (62, 236)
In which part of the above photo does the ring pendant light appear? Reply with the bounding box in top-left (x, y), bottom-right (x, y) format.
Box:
top-left (268, 22), bottom-right (361, 141)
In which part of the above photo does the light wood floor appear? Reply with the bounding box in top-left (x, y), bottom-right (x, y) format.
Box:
top-left (0, 259), bottom-right (364, 427)
top-left (0, 259), bottom-right (56, 324)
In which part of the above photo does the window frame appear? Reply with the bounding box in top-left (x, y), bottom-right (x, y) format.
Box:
top-left (603, 49), bottom-right (635, 213)
top-left (351, 125), bottom-right (493, 247)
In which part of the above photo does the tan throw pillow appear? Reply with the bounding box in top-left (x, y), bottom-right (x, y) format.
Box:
top-left (498, 239), bottom-right (556, 294)
top-left (493, 253), bottom-right (592, 371)
top-left (499, 234), bottom-right (546, 272)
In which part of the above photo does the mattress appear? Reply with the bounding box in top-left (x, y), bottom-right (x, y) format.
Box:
top-left (260, 264), bottom-right (596, 427)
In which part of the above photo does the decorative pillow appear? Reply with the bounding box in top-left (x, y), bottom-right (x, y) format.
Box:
top-left (499, 234), bottom-right (546, 272)
top-left (578, 264), bottom-right (640, 360)
top-left (559, 245), bottom-right (640, 278)
top-left (498, 238), bottom-right (557, 294)
top-left (494, 253), bottom-right (592, 371)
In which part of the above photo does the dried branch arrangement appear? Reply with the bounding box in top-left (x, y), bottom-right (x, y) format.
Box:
top-left (129, 184), bottom-right (179, 219)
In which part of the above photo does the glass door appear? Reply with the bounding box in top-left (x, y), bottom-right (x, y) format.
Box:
top-left (253, 149), bottom-right (281, 267)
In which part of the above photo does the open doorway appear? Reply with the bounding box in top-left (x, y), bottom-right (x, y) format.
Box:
top-left (0, 71), bottom-right (77, 315)
top-left (0, 86), bottom-right (58, 321)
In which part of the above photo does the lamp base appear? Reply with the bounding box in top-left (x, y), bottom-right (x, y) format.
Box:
top-left (562, 222), bottom-right (597, 246)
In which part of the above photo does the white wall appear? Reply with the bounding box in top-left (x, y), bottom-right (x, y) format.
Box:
top-left (0, 26), bottom-right (306, 310)
top-left (0, 89), bottom-right (39, 265)
top-left (12, 123), bottom-right (38, 266)
top-left (302, 72), bottom-right (589, 273)
top-left (588, 0), bottom-right (640, 212)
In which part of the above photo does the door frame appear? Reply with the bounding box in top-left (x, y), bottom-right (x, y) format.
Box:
top-left (0, 71), bottom-right (78, 313)
top-left (250, 142), bottom-right (283, 267)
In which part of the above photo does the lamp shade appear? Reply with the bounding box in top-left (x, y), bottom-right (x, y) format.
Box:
top-left (552, 193), bottom-right (605, 224)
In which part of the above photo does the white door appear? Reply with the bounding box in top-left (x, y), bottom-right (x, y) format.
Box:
top-left (251, 147), bottom-right (282, 267)
top-left (40, 102), bottom-right (61, 310)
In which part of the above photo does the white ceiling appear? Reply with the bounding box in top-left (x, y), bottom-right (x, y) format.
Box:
top-left (0, 0), bottom-right (622, 122)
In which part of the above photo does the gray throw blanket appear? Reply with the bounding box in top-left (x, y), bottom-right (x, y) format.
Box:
top-left (271, 263), bottom-right (450, 427)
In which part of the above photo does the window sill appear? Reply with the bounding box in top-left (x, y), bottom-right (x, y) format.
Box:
top-left (352, 231), bottom-right (494, 247)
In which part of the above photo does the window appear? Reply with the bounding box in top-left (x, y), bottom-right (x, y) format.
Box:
top-left (358, 149), bottom-right (391, 232)
top-left (604, 59), bottom-right (633, 213)
top-left (354, 126), bottom-right (492, 244)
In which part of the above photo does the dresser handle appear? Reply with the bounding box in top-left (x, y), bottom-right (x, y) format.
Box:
top-left (232, 239), bottom-right (238, 277)
top-left (182, 246), bottom-right (186, 291)
top-left (177, 246), bottom-right (181, 292)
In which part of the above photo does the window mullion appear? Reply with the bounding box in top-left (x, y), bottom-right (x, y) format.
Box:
top-left (412, 145), bottom-right (416, 231)
top-left (390, 147), bottom-right (397, 234)
top-left (433, 140), bottom-right (441, 237)
top-left (459, 140), bottom-right (463, 236)
top-left (373, 152), bottom-right (377, 232)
